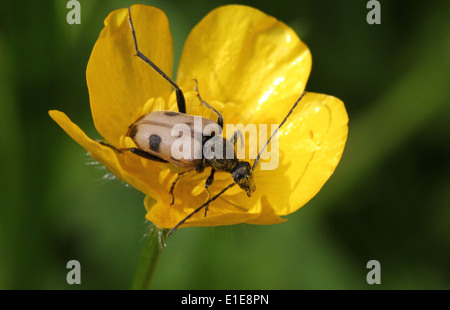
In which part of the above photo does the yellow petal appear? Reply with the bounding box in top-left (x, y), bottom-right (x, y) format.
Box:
top-left (176, 4), bottom-right (311, 123)
top-left (144, 193), bottom-right (285, 229)
top-left (251, 92), bottom-right (348, 215)
top-left (48, 110), bottom-right (163, 199)
top-left (87, 5), bottom-right (174, 146)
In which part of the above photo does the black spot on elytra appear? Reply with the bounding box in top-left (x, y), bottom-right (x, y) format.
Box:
top-left (149, 134), bottom-right (162, 152)
top-left (164, 111), bottom-right (179, 116)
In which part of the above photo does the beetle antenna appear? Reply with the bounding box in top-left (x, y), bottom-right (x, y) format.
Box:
top-left (127, 7), bottom-right (187, 114)
top-left (168, 182), bottom-right (237, 236)
top-left (252, 91), bottom-right (307, 171)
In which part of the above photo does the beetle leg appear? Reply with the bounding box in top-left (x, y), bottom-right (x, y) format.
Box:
top-left (127, 7), bottom-right (186, 114)
top-left (168, 182), bottom-right (237, 236)
top-left (193, 79), bottom-right (223, 130)
top-left (95, 140), bottom-right (169, 163)
top-left (95, 139), bottom-right (118, 150)
top-left (203, 169), bottom-right (216, 216)
top-left (169, 168), bottom-right (196, 205)
top-left (195, 164), bottom-right (205, 173)
top-left (124, 148), bottom-right (169, 162)
top-left (205, 168), bottom-right (215, 189)
top-left (204, 189), bottom-right (211, 217)
top-left (230, 130), bottom-right (244, 151)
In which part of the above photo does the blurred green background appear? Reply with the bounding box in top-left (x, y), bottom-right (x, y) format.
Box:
top-left (0, 0), bottom-right (449, 289)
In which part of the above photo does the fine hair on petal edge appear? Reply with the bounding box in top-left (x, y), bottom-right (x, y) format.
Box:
top-left (143, 221), bottom-right (168, 250)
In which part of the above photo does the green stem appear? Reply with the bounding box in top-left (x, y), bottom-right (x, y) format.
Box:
top-left (131, 227), bottom-right (168, 290)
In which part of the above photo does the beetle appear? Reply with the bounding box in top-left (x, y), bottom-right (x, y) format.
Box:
top-left (124, 81), bottom-right (255, 207)
top-left (100, 7), bottom-right (307, 235)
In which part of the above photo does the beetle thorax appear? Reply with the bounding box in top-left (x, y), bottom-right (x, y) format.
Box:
top-left (203, 136), bottom-right (238, 172)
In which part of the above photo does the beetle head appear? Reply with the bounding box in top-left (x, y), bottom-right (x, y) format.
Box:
top-left (231, 161), bottom-right (256, 197)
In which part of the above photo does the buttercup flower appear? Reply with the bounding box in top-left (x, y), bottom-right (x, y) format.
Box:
top-left (49, 5), bottom-right (348, 230)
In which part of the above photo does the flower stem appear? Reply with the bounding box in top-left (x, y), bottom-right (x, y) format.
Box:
top-left (131, 227), bottom-right (168, 290)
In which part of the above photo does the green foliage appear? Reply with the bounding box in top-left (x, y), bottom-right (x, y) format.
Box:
top-left (0, 0), bottom-right (448, 289)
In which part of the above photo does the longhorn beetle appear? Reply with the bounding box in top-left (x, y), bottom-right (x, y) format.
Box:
top-left (101, 7), bottom-right (307, 235)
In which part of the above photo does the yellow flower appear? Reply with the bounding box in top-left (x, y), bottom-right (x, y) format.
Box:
top-left (49, 5), bottom-right (348, 230)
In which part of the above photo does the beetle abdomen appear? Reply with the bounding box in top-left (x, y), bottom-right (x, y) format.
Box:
top-left (127, 111), bottom-right (219, 167)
